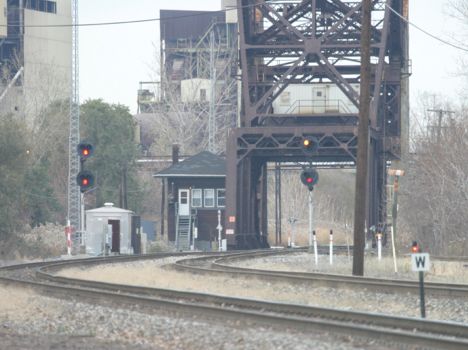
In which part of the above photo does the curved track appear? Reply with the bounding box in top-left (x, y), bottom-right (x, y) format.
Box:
top-left (171, 250), bottom-right (468, 297)
top-left (1, 250), bottom-right (468, 349)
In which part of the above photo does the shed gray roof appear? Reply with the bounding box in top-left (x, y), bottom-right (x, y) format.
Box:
top-left (86, 203), bottom-right (134, 214)
top-left (153, 151), bottom-right (225, 178)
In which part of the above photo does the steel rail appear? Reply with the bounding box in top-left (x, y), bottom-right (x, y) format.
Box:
top-left (2, 273), bottom-right (468, 350)
top-left (170, 250), bottom-right (468, 298)
top-left (36, 264), bottom-right (468, 339)
top-left (2, 251), bottom-right (468, 349)
top-left (35, 251), bottom-right (468, 347)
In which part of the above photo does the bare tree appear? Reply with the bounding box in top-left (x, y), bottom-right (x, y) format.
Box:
top-left (396, 2), bottom-right (468, 254)
top-left (142, 24), bottom-right (238, 156)
top-left (447, 1), bottom-right (468, 98)
top-left (400, 104), bottom-right (468, 255)
top-left (1, 51), bottom-right (71, 222)
top-left (1, 51), bottom-right (69, 124)
top-left (448, 1), bottom-right (468, 25)
top-left (267, 168), bottom-right (355, 241)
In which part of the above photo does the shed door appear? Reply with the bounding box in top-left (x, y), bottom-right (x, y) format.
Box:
top-left (178, 189), bottom-right (190, 216)
top-left (108, 219), bottom-right (120, 253)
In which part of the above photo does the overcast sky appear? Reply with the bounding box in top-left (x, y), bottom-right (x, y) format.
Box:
top-left (79, 0), bottom-right (467, 114)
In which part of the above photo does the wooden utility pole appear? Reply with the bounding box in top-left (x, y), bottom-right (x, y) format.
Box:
top-left (353, 0), bottom-right (371, 276)
top-left (119, 165), bottom-right (128, 209)
top-left (427, 109), bottom-right (455, 143)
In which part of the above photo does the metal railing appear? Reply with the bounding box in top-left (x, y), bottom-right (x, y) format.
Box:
top-left (284, 99), bottom-right (355, 114)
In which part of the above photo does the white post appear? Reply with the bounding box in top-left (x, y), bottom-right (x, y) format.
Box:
top-left (345, 222), bottom-right (351, 261)
top-left (329, 230), bottom-right (333, 265)
top-left (377, 233), bottom-right (382, 261)
top-left (217, 210), bottom-right (223, 251)
top-left (288, 217), bottom-right (297, 248)
top-left (80, 192), bottom-right (85, 247)
top-left (66, 220), bottom-right (72, 256)
top-left (313, 230), bottom-right (318, 266)
top-left (192, 225), bottom-right (197, 251)
top-left (364, 220), bottom-right (368, 249)
top-left (308, 191), bottom-right (313, 251)
top-left (291, 219), bottom-right (296, 247)
top-left (391, 225), bottom-right (398, 273)
top-left (106, 224), bottom-right (112, 256)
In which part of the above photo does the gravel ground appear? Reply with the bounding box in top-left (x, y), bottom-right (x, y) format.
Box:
top-left (230, 252), bottom-right (468, 283)
top-left (1, 252), bottom-right (467, 349)
top-left (0, 284), bottom-right (401, 350)
top-left (56, 254), bottom-right (468, 323)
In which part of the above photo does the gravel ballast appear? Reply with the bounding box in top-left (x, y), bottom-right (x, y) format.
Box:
top-left (0, 285), bottom-right (398, 350)
top-left (56, 254), bottom-right (468, 323)
top-left (2, 252), bottom-right (467, 349)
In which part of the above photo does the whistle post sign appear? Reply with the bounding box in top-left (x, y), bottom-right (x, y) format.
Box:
top-left (411, 253), bottom-right (430, 272)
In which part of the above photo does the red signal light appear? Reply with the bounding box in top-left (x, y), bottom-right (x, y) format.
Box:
top-left (300, 168), bottom-right (319, 191)
top-left (77, 142), bottom-right (93, 160)
top-left (411, 241), bottom-right (420, 253)
top-left (76, 170), bottom-right (94, 193)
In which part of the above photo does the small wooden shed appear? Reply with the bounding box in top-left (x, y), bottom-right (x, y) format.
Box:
top-left (154, 151), bottom-right (226, 251)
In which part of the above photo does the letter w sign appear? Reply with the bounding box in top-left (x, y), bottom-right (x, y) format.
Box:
top-left (411, 253), bottom-right (430, 272)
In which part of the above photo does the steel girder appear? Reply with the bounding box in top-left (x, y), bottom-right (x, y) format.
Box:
top-left (226, 0), bottom-right (405, 249)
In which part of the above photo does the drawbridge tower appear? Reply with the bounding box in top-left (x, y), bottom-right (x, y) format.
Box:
top-left (225, 0), bottom-right (408, 248)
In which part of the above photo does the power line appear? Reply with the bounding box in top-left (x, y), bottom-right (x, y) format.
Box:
top-left (0, 4), bottom-right (257, 28)
top-left (2, 2), bottom-right (466, 54)
top-left (386, 4), bottom-right (468, 53)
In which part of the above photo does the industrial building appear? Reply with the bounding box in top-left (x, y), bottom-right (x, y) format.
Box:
top-left (0, 0), bottom-right (72, 119)
top-left (135, 0), bottom-right (238, 156)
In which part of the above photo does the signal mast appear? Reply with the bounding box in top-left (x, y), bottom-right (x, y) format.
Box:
top-left (67, 0), bottom-right (81, 237)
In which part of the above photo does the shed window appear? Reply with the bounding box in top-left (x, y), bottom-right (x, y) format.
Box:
top-left (216, 189), bottom-right (225, 207)
top-left (192, 189), bottom-right (202, 207)
top-left (204, 189), bottom-right (215, 207)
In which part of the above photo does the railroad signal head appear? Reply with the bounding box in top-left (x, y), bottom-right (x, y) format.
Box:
top-left (300, 168), bottom-right (319, 191)
top-left (77, 141), bottom-right (93, 160)
top-left (301, 137), bottom-right (319, 156)
top-left (76, 170), bottom-right (94, 193)
top-left (411, 241), bottom-right (420, 253)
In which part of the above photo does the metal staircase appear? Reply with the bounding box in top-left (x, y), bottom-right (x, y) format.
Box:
top-left (176, 214), bottom-right (191, 251)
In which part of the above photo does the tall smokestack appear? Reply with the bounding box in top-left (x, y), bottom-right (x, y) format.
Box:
top-left (172, 144), bottom-right (179, 164)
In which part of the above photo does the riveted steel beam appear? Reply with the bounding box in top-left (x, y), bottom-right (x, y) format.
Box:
top-left (226, 0), bottom-right (405, 249)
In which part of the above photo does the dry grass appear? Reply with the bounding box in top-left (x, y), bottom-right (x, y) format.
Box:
top-left (281, 222), bottom-right (352, 247)
top-left (0, 285), bottom-right (62, 322)
top-left (55, 255), bottom-right (468, 322)
top-left (0, 224), bottom-right (67, 262)
top-left (146, 235), bottom-right (176, 253)
top-left (232, 253), bottom-right (468, 284)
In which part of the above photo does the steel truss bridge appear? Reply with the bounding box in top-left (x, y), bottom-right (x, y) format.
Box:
top-left (226, 0), bottom-right (409, 249)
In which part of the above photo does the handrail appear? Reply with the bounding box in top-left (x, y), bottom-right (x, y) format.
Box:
top-left (284, 99), bottom-right (354, 114)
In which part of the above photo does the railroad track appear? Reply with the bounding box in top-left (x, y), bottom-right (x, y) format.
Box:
top-left (1, 250), bottom-right (468, 349)
top-left (170, 249), bottom-right (468, 298)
